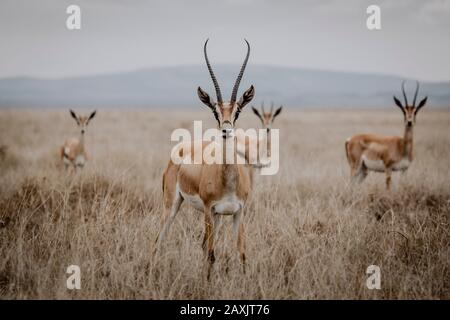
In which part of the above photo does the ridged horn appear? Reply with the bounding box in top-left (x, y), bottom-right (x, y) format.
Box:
top-left (413, 81), bottom-right (419, 107)
top-left (402, 80), bottom-right (408, 106)
top-left (203, 39), bottom-right (223, 104)
top-left (230, 39), bottom-right (251, 104)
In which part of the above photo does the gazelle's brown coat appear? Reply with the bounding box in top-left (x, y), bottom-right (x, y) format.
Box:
top-left (345, 81), bottom-right (427, 189)
top-left (157, 40), bottom-right (255, 278)
top-left (60, 110), bottom-right (96, 170)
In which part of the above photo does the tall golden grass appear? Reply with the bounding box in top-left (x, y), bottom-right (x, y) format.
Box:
top-left (0, 108), bottom-right (449, 299)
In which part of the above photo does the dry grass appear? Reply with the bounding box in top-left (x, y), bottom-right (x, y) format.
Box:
top-left (0, 108), bottom-right (449, 299)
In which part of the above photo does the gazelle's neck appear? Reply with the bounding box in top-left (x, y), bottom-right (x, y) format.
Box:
top-left (221, 137), bottom-right (239, 190)
top-left (258, 128), bottom-right (271, 159)
top-left (403, 124), bottom-right (414, 160)
top-left (265, 128), bottom-right (272, 157)
top-left (79, 132), bottom-right (86, 152)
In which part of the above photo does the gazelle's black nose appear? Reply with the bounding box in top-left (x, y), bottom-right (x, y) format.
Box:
top-left (222, 128), bottom-right (234, 139)
top-left (81, 129), bottom-right (85, 134)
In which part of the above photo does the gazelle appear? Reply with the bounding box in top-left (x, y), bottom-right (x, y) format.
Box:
top-left (157, 39), bottom-right (255, 277)
top-left (345, 81), bottom-right (427, 189)
top-left (251, 102), bottom-right (282, 157)
top-left (252, 102), bottom-right (283, 132)
top-left (60, 110), bottom-right (97, 170)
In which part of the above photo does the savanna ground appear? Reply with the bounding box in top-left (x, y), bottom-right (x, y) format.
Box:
top-left (0, 108), bottom-right (449, 299)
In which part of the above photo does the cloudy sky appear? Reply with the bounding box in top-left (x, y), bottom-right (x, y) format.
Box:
top-left (1, 0), bottom-right (449, 81)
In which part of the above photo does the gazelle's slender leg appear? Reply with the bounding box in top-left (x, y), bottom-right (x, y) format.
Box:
top-left (202, 211), bottom-right (221, 252)
top-left (352, 161), bottom-right (368, 184)
top-left (233, 208), bottom-right (246, 272)
top-left (204, 205), bottom-right (218, 280)
top-left (349, 166), bottom-right (357, 180)
top-left (401, 168), bottom-right (408, 178)
top-left (155, 190), bottom-right (183, 247)
top-left (358, 164), bottom-right (368, 183)
top-left (385, 166), bottom-right (392, 190)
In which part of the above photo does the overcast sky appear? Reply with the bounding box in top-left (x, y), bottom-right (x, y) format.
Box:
top-left (1, 0), bottom-right (450, 81)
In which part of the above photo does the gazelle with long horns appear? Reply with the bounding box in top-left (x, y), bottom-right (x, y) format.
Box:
top-left (157, 39), bottom-right (255, 277)
top-left (345, 81), bottom-right (427, 189)
top-left (60, 110), bottom-right (97, 170)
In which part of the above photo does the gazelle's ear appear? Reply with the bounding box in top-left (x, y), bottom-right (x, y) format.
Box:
top-left (88, 110), bottom-right (97, 122)
top-left (237, 85), bottom-right (255, 109)
top-left (393, 96), bottom-right (405, 116)
top-left (252, 106), bottom-right (263, 121)
top-left (69, 109), bottom-right (79, 124)
top-left (415, 97), bottom-right (427, 115)
top-left (273, 106), bottom-right (283, 119)
top-left (197, 87), bottom-right (215, 110)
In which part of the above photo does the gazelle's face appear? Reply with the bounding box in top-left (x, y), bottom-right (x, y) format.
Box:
top-left (198, 86), bottom-right (255, 139)
top-left (393, 81), bottom-right (427, 127)
top-left (252, 106), bottom-right (283, 131)
top-left (261, 112), bottom-right (273, 129)
top-left (403, 106), bottom-right (417, 126)
top-left (198, 39), bottom-right (255, 139)
top-left (70, 110), bottom-right (97, 134)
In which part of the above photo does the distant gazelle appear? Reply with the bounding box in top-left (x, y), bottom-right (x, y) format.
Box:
top-left (251, 102), bottom-right (282, 157)
top-left (157, 39), bottom-right (255, 277)
top-left (60, 110), bottom-right (97, 170)
top-left (252, 102), bottom-right (283, 132)
top-left (345, 81), bottom-right (427, 189)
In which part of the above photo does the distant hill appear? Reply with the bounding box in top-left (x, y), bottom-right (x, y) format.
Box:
top-left (0, 65), bottom-right (449, 108)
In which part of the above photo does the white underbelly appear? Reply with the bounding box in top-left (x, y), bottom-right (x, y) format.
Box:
top-left (362, 156), bottom-right (385, 172)
top-left (75, 155), bottom-right (86, 166)
top-left (362, 156), bottom-right (411, 172)
top-left (392, 158), bottom-right (411, 171)
top-left (178, 185), bottom-right (243, 215)
top-left (212, 194), bottom-right (243, 215)
top-left (179, 187), bottom-right (204, 211)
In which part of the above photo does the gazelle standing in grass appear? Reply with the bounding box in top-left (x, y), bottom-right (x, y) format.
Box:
top-left (345, 81), bottom-right (427, 189)
top-left (157, 39), bottom-right (255, 277)
top-left (251, 102), bottom-right (282, 157)
top-left (60, 110), bottom-right (97, 171)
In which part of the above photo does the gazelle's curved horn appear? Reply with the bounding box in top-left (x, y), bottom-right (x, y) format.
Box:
top-left (230, 39), bottom-right (251, 104)
top-left (402, 80), bottom-right (408, 106)
top-left (412, 81), bottom-right (419, 107)
top-left (204, 39), bottom-right (223, 104)
top-left (261, 101), bottom-right (265, 113)
top-left (270, 101), bottom-right (274, 114)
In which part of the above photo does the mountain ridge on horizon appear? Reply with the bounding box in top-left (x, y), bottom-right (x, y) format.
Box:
top-left (1, 65), bottom-right (449, 108)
